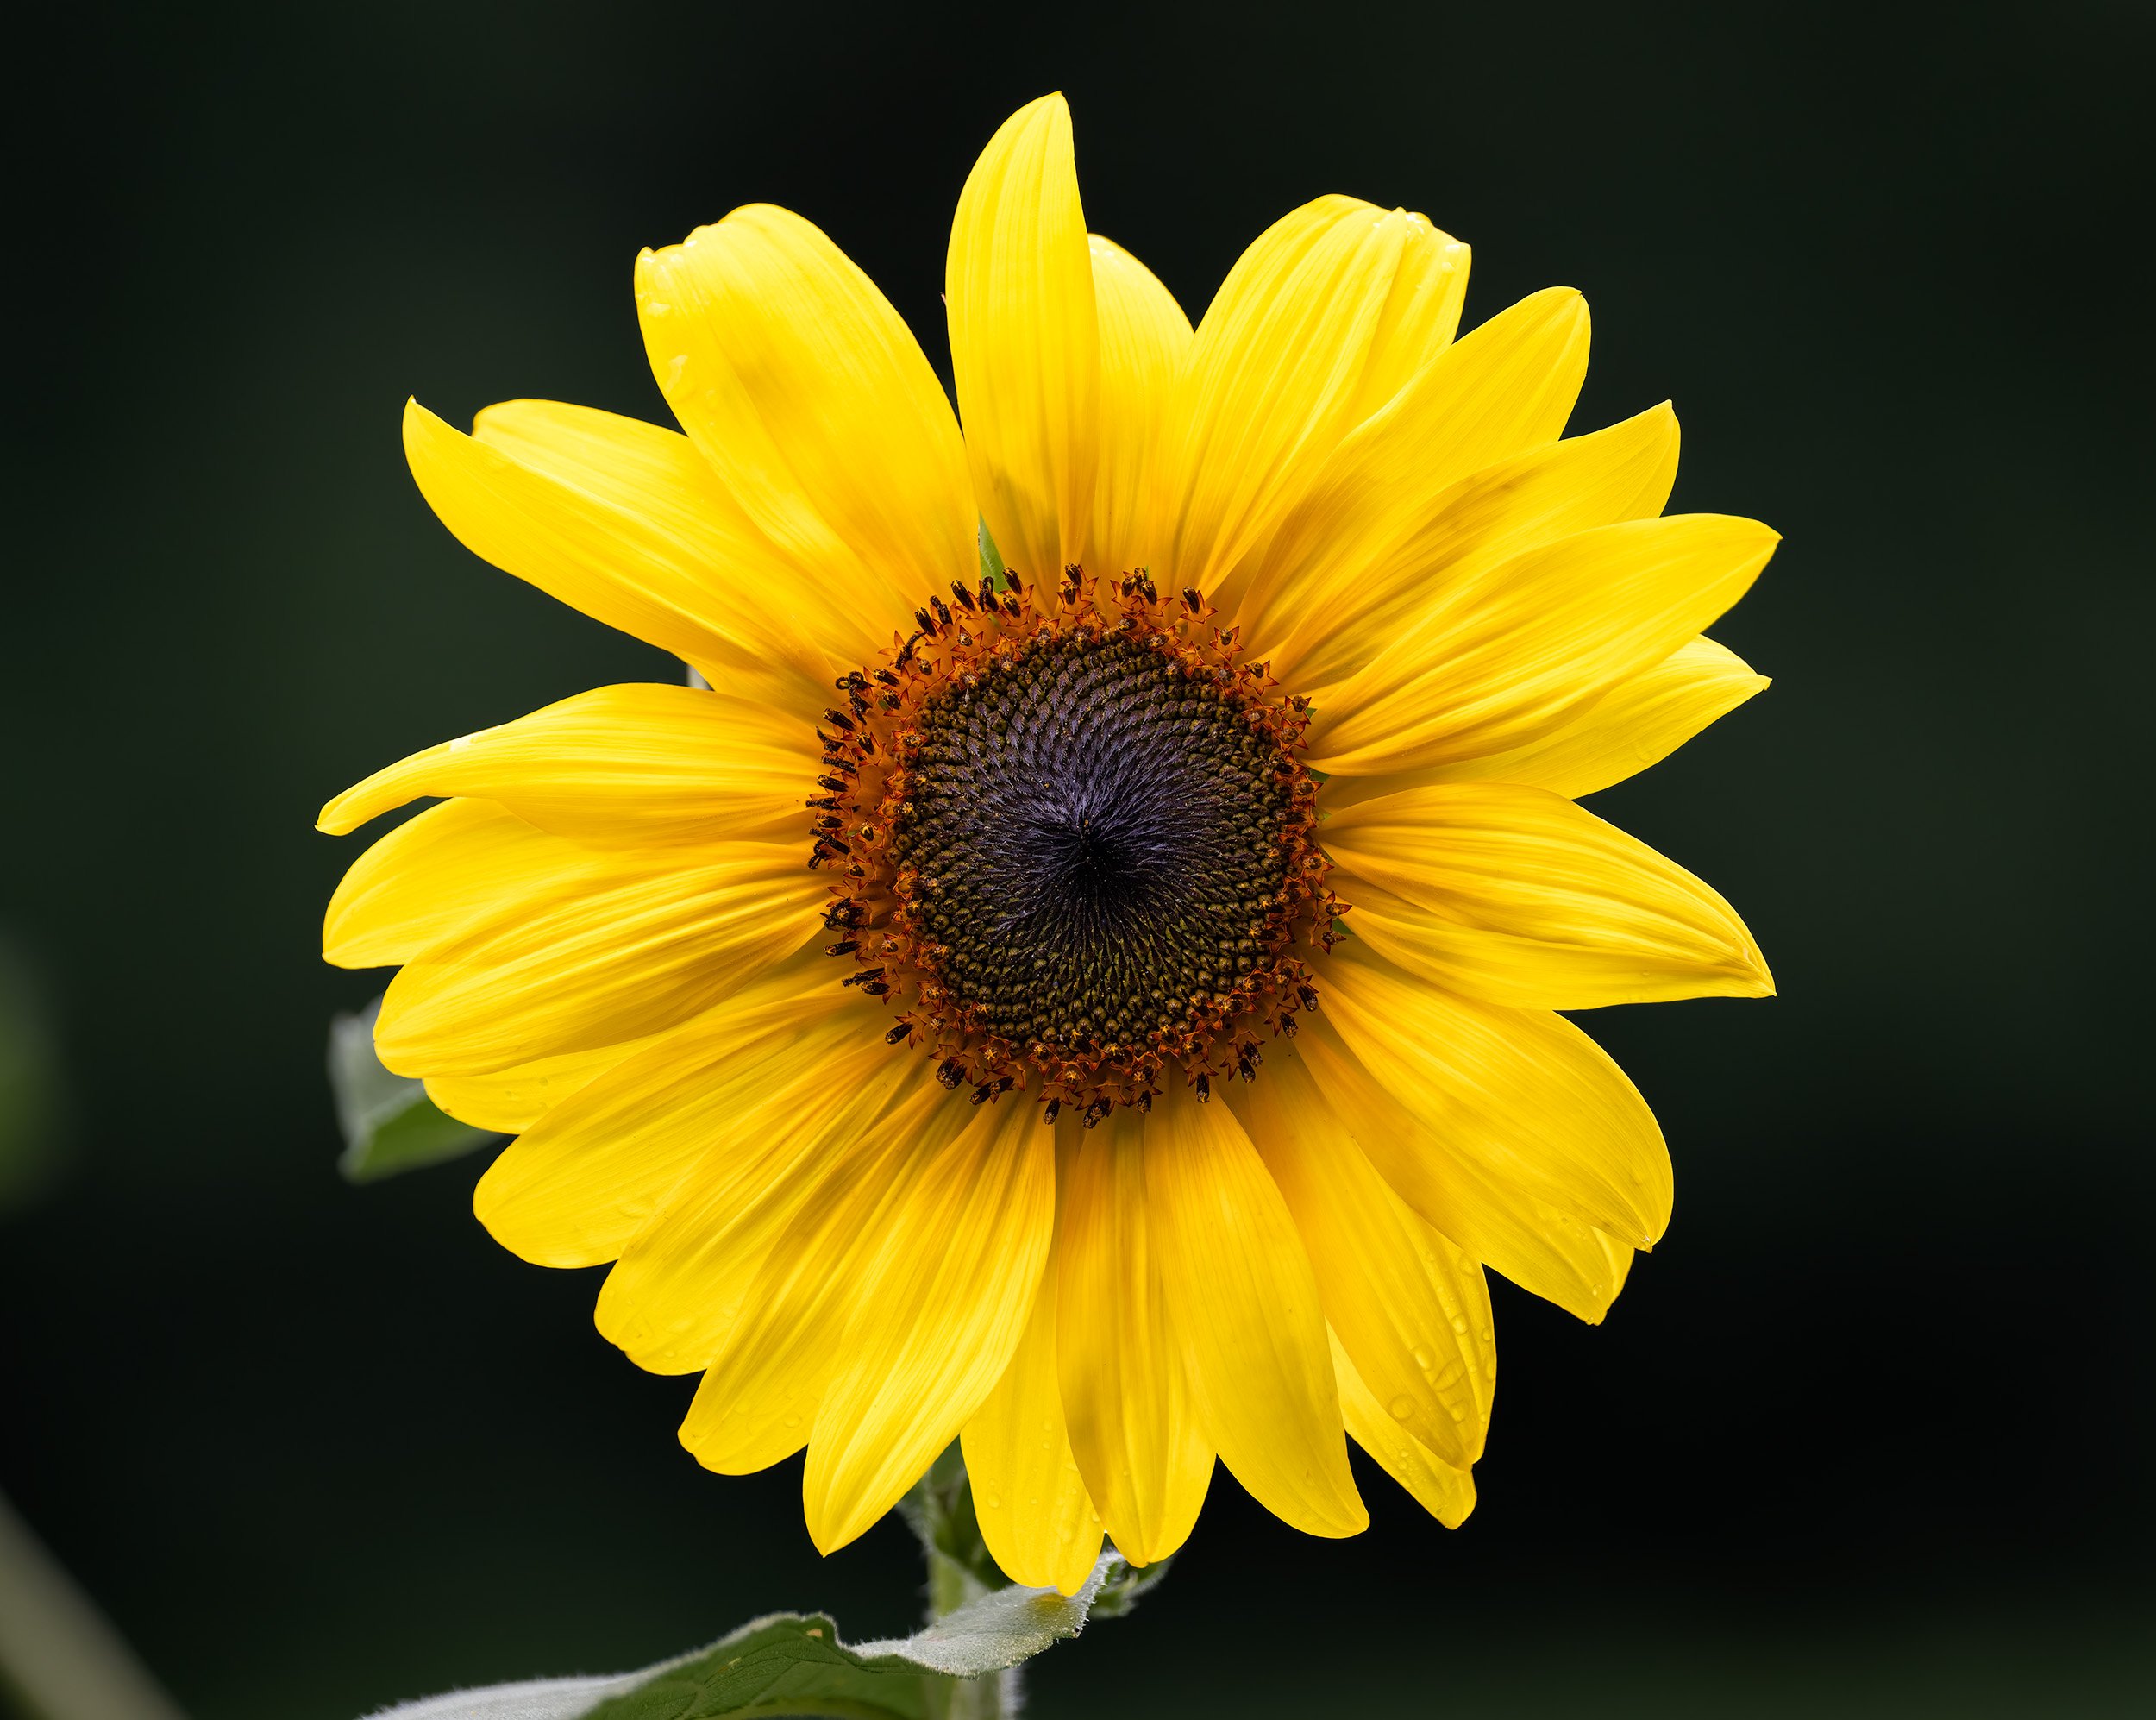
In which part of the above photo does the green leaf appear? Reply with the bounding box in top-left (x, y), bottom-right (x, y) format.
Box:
top-left (846, 1554), bottom-right (1118, 1679)
top-left (580, 1613), bottom-right (931, 1720)
top-left (975, 518), bottom-right (1008, 592)
top-left (364, 1555), bottom-right (1124, 1720)
top-left (328, 996), bottom-right (497, 1183)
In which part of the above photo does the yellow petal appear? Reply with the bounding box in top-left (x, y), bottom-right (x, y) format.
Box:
top-left (425, 1038), bottom-right (657, 1133)
top-left (1056, 1106), bottom-right (1213, 1566)
top-left (1380, 635), bottom-right (1771, 800)
top-left (323, 798), bottom-right (627, 971)
top-left (317, 683), bottom-right (818, 848)
top-left (475, 961), bottom-right (869, 1270)
top-left (962, 1228), bottom-right (1105, 1596)
top-left (472, 399), bottom-right (889, 693)
top-left (1324, 782), bottom-right (1773, 1008)
top-left (805, 1095), bottom-right (1056, 1553)
top-left (591, 1037), bottom-right (918, 1368)
top-left (1151, 198), bottom-right (1468, 598)
top-left (1319, 940), bottom-right (1672, 1250)
top-left (676, 1078), bottom-right (972, 1473)
top-left (1231, 1051), bottom-right (1495, 1468)
top-left (1330, 1331), bottom-right (1476, 1529)
top-left (401, 399), bottom-right (834, 705)
top-left (1232, 287), bottom-right (1592, 664)
top-left (1085, 235), bottom-right (1191, 579)
top-left (947, 95), bottom-right (1098, 581)
top-left (1306, 514), bottom-right (1779, 777)
top-left (1259, 398), bottom-right (1676, 693)
top-left (1338, 217), bottom-right (1473, 425)
top-left (1598, 1228), bottom-right (1638, 1304)
top-left (1147, 1086), bottom-right (1367, 1538)
top-left (636, 205), bottom-right (973, 620)
top-left (1288, 1013), bottom-right (1633, 1323)
top-left (374, 843), bottom-right (824, 1077)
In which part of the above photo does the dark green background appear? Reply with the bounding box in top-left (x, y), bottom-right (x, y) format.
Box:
top-left (5, 2), bottom-right (2150, 1715)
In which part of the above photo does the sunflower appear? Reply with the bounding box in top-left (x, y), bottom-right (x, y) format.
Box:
top-left (320, 93), bottom-right (1775, 1595)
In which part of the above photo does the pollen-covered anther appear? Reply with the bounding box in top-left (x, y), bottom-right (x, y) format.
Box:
top-left (808, 568), bottom-right (1336, 1110)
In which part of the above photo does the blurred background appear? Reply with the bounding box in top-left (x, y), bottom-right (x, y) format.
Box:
top-left (4, 2), bottom-right (2150, 1715)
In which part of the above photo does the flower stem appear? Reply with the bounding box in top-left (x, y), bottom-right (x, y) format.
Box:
top-left (906, 1447), bottom-right (1018, 1720)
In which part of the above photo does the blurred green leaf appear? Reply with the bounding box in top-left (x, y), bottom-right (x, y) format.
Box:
top-left (328, 996), bottom-right (496, 1183)
top-left (368, 1554), bottom-right (1122, 1719)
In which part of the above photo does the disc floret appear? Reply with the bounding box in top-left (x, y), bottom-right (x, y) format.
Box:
top-left (811, 568), bottom-right (1342, 1123)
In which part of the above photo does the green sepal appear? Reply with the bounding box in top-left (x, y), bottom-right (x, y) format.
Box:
top-left (1084, 1553), bottom-right (1175, 1621)
top-left (976, 518), bottom-right (1009, 593)
top-left (327, 996), bottom-right (497, 1183)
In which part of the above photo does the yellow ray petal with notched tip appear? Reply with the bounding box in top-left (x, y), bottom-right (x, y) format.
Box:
top-left (1056, 1107), bottom-right (1213, 1566)
top-left (323, 798), bottom-right (636, 971)
top-left (1394, 635), bottom-right (1771, 800)
top-left (374, 844), bottom-right (824, 1077)
top-left (1262, 399), bottom-right (1677, 693)
top-left (1233, 286), bottom-right (1594, 667)
top-left (948, 93), bottom-right (1098, 581)
top-left (1146, 1087), bottom-right (1367, 1538)
top-left (1307, 514), bottom-right (1778, 777)
top-left (1320, 941), bottom-right (1671, 1248)
top-left (1323, 782), bottom-right (1772, 1009)
top-left (963, 1228), bottom-right (1105, 1596)
top-left (1231, 1048), bottom-right (1495, 1468)
top-left (1330, 1331), bottom-right (1477, 1529)
top-left (1084, 235), bottom-right (1192, 581)
top-left (805, 1095), bottom-right (1056, 1553)
top-left (676, 1079), bottom-right (973, 1473)
top-left (402, 400), bottom-right (836, 705)
top-left (317, 682), bottom-right (820, 848)
top-left (1150, 197), bottom-right (1467, 599)
top-left (1338, 212), bottom-right (1473, 429)
top-left (475, 957), bottom-right (868, 1269)
top-left (1286, 1015), bottom-right (1636, 1324)
top-left (637, 205), bottom-right (974, 621)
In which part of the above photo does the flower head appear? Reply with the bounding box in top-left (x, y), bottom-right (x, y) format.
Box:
top-left (322, 94), bottom-right (1776, 1593)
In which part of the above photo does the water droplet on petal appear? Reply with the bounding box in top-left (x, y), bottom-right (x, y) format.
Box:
top-left (1413, 1345), bottom-right (1435, 1370)
top-left (1388, 1393), bottom-right (1415, 1421)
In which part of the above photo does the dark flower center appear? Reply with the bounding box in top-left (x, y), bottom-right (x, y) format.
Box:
top-left (810, 568), bottom-right (1339, 1123)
